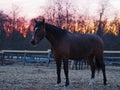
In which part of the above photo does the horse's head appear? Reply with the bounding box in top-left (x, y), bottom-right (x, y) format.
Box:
top-left (31, 19), bottom-right (45, 45)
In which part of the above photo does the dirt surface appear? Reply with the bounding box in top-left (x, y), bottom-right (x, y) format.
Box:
top-left (0, 63), bottom-right (120, 90)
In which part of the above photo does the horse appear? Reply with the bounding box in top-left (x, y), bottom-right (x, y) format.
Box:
top-left (31, 19), bottom-right (107, 87)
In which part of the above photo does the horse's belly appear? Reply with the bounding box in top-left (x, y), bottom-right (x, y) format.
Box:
top-left (69, 52), bottom-right (90, 60)
top-left (69, 56), bottom-right (83, 60)
top-left (68, 47), bottom-right (93, 60)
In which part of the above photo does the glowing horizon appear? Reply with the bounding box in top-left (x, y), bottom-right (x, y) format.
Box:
top-left (0, 0), bottom-right (120, 21)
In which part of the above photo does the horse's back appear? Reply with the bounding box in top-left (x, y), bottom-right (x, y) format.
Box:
top-left (68, 33), bottom-right (103, 49)
top-left (67, 33), bottom-right (104, 59)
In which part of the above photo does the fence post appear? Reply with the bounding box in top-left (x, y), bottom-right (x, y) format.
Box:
top-left (23, 50), bottom-right (26, 66)
top-left (0, 51), bottom-right (4, 65)
top-left (47, 49), bottom-right (51, 67)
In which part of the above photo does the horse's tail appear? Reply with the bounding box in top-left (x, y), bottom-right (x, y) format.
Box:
top-left (95, 55), bottom-right (104, 73)
top-left (95, 59), bottom-right (101, 73)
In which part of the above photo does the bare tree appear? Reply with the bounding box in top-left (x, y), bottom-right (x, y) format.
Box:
top-left (97, 0), bottom-right (109, 37)
top-left (11, 4), bottom-right (20, 30)
top-left (43, 0), bottom-right (75, 30)
top-left (44, 4), bottom-right (56, 25)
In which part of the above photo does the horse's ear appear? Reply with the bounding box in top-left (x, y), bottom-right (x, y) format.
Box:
top-left (42, 18), bottom-right (45, 23)
top-left (34, 19), bottom-right (38, 23)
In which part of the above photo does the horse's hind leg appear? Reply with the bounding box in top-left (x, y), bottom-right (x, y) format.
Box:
top-left (102, 63), bottom-right (107, 85)
top-left (100, 60), bottom-right (107, 85)
top-left (87, 55), bottom-right (95, 85)
top-left (95, 55), bottom-right (107, 85)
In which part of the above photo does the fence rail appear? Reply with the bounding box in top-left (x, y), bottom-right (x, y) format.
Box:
top-left (1, 50), bottom-right (120, 54)
top-left (104, 51), bottom-right (120, 53)
top-left (0, 49), bottom-right (52, 65)
top-left (1, 50), bottom-right (51, 54)
top-left (0, 50), bottom-right (120, 66)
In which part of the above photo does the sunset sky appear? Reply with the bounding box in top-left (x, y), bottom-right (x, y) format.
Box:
top-left (0, 0), bottom-right (120, 20)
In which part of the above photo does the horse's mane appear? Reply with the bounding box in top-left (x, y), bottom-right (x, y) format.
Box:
top-left (45, 23), bottom-right (69, 38)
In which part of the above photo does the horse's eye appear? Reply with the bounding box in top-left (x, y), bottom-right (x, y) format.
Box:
top-left (35, 27), bottom-right (37, 31)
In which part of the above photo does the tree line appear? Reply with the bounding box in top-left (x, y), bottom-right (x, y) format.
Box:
top-left (0, 0), bottom-right (120, 50)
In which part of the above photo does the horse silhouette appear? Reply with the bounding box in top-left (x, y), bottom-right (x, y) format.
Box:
top-left (31, 19), bottom-right (107, 86)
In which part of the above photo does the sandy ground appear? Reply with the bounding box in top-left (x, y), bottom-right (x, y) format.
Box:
top-left (0, 63), bottom-right (120, 90)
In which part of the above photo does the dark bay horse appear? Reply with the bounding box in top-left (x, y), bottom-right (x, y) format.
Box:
top-left (31, 19), bottom-right (107, 86)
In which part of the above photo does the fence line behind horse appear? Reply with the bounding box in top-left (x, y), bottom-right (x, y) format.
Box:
top-left (0, 50), bottom-right (51, 66)
top-left (0, 50), bottom-right (120, 69)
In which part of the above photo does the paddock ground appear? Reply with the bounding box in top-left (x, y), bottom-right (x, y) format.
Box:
top-left (0, 63), bottom-right (120, 90)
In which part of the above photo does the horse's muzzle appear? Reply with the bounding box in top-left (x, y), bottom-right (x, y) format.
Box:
top-left (31, 39), bottom-right (36, 45)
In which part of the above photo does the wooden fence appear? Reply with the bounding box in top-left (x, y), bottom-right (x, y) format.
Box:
top-left (0, 49), bottom-right (51, 65)
top-left (0, 50), bottom-right (120, 67)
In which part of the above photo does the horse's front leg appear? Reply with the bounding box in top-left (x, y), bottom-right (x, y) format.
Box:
top-left (56, 59), bottom-right (62, 85)
top-left (63, 58), bottom-right (69, 86)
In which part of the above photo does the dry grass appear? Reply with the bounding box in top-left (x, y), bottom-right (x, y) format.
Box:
top-left (0, 63), bottom-right (120, 90)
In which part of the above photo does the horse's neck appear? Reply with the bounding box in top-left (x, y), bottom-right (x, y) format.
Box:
top-left (45, 24), bottom-right (61, 47)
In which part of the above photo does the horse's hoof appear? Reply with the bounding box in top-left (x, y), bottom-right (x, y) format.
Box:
top-left (89, 79), bottom-right (95, 85)
top-left (63, 86), bottom-right (69, 90)
top-left (89, 83), bottom-right (94, 86)
top-left (104, 83), bottom-right (107, 86)
top-left (55, 83), bottom-right (63, 87)
top-left (65, 82), bottom-right (69, 87)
